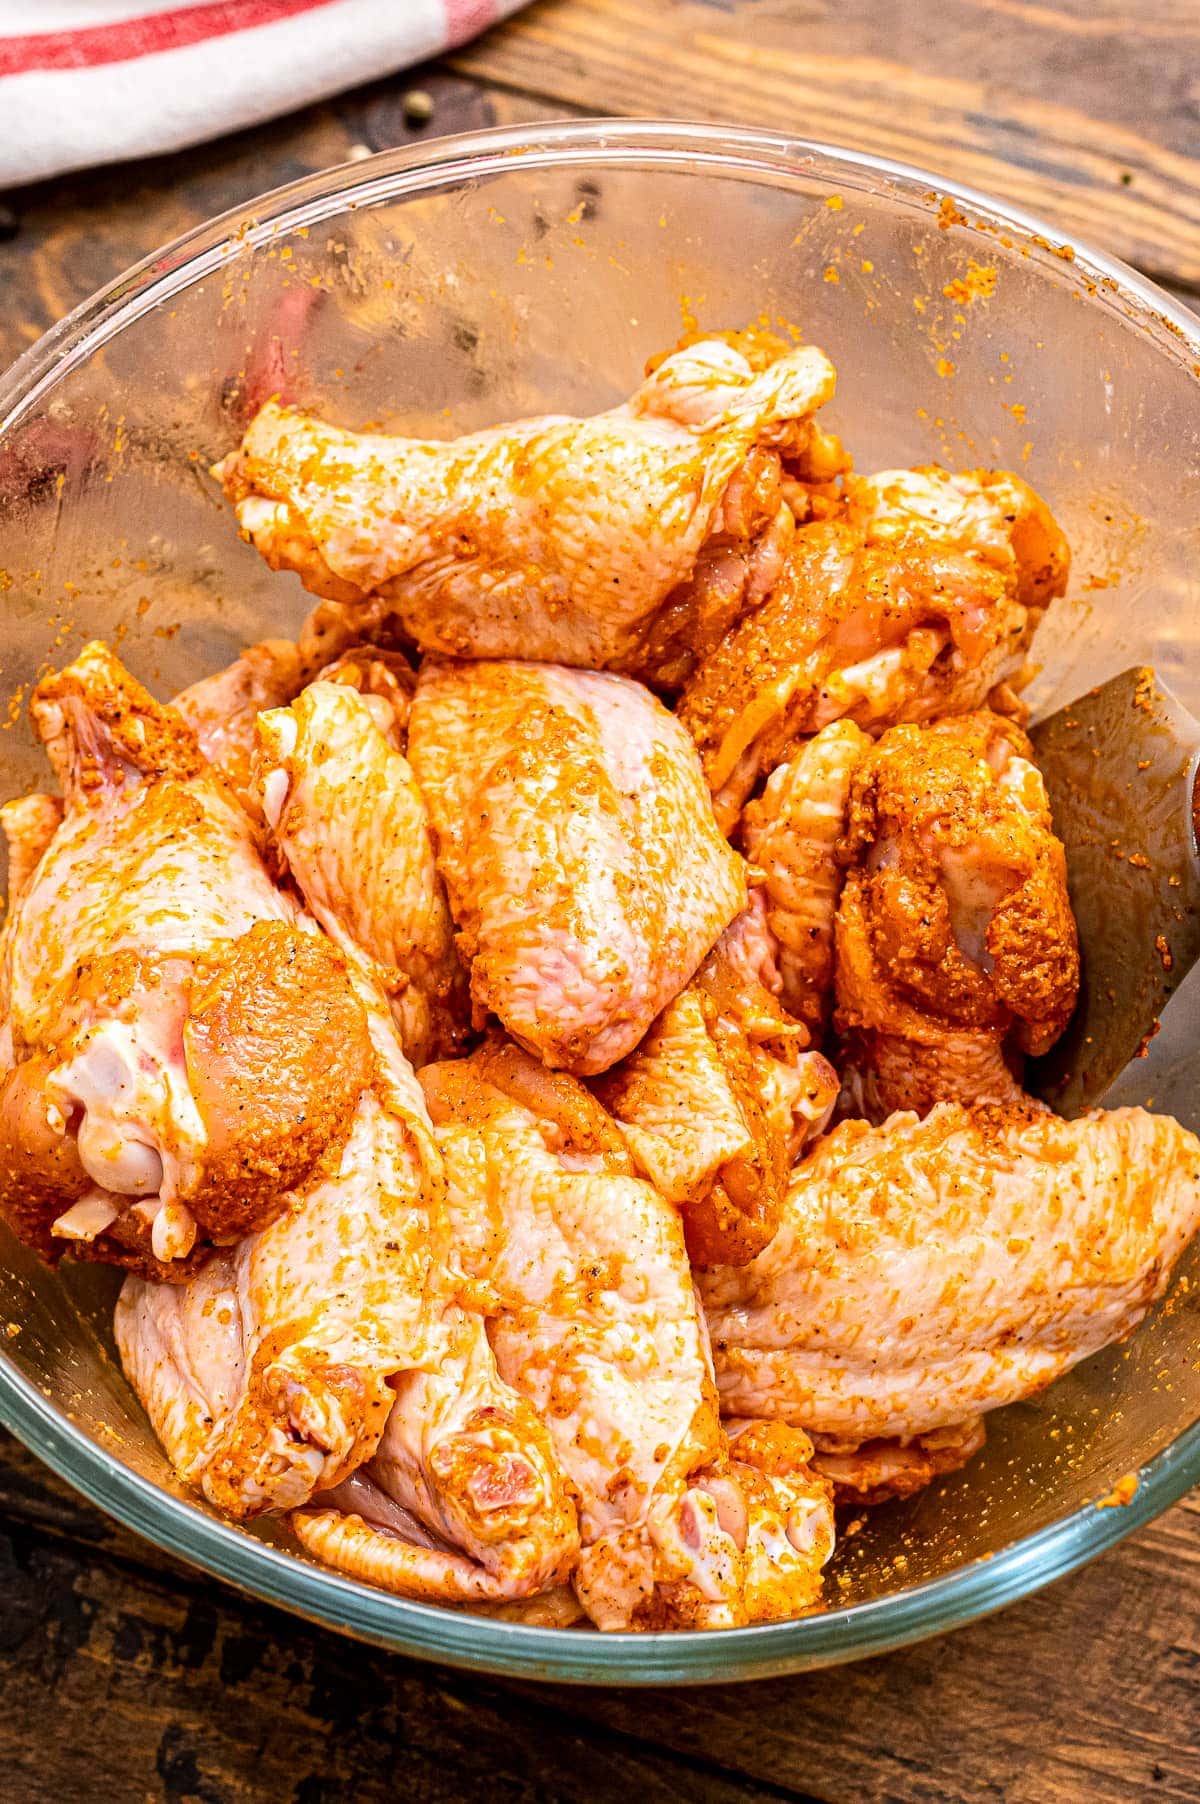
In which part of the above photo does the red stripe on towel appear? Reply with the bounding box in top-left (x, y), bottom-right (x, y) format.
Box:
top-left (0, 0), bottom-right (342, 76)
top-left (443, 0), bottom-right (498, 48)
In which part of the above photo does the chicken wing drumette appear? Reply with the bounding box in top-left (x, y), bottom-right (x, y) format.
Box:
top-left (215, 336), bottom-right (840, 678)
top-left (737, 708), bottom-right (1078, 1113)
top-left (679, 464), bottom-right (1069, 830)
top-left (0, 643), bottom-right (375, 1276)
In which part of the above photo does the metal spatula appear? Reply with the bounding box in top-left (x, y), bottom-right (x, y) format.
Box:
top-left (1027, 666), bottom-right (1200, 1116)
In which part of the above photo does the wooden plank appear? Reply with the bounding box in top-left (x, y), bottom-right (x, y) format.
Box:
top-left (543, 1491), bottom-right (1200, 1804)
top-left (0, 1431), bottom-right (1196, 1804)
top-left (452, 0), bottom-right (1200, 287)
top-left (0, 1436), bottom-right (808, 1804)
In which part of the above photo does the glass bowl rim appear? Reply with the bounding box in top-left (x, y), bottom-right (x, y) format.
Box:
top-left (1, 116), bottom-right (1198, 1685)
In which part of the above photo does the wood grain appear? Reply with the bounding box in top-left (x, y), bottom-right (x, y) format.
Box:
top-left (0, 1431), bottom-right (1195, 1804)
top-left (453, 0), bottom-right (1200, 287)
top-left (0, 1435), bottom-right (804, 1804)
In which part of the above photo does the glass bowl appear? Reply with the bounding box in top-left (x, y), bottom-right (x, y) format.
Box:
top-left (1, 120), bottom-right (1198, 1686)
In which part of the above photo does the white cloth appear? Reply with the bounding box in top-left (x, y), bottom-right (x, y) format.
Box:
top-left (0, 0), bottom-right (528, 189)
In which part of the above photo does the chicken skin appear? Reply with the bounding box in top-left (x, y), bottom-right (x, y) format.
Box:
top-left (408, 660), bottom-right (746, 1075)
top-left (596, 903), bottom-right (838, 1267)
top-left (215, 337), bottom-right (838, 676)
top-left (173, 636), bottom-right (307, 812)
top-left (115, 981), bottom-right (446, 1518)
top-left (702, 1103), bottom-right (1200, 1451)
top-left (845, 464), bottom-right (1069, 614)
top-left (725, 1421), bottom-right (835, 1620)
top-left (0, 643), bottom-right (376, 1276)
top-left (678, 466), bottom-right (1068, 830)
top-left (292, 1297), bottom-right (580, 1605)
top-left (255, 678), bottom-right (467, 1066)
top-left (118, 978), bottom-right (581, 1596)
top-left (741, 721), bottom-right (873, 1033)
top-left (835, 711), bottom-right (1079, 1117)
top-left (420, 1042), bottom-right (768, 1629)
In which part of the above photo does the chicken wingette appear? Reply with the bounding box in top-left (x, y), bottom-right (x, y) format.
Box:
top-left (407, 659), bottom-right (746, 1075)
top-left (702, 1104), bottom-right (1200, 1469)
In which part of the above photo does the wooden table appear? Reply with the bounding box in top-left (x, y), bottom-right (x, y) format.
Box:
top-left (2, 5), bottom-right (1198, 1799)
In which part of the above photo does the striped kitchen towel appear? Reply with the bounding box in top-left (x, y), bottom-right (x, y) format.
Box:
top-left (0, 0), bottom-right (528, 188)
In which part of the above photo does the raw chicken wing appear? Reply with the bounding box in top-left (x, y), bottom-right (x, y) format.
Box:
top-left (115, 986), bottom-right (449, 1518)
top-left (740, 721), bottom-right (872, 1032)
top-left (121, 966), bottom-right (579, 1587)
top-left (596, 902), bottom-right (837, 1266)
top-left (702, 1103), bottom-right (1200, 1452)
top-left (420, 1040), bottom-right (751, 1629)
top-left (0, 643), bottom-right (374, 1275)
top-left (835, 711), bottom-right (1079, 1117)
top-left (408, 660), bottom-right (746, 1075)
top-left (699, 903), bottom-right (840, 1164)
top-left (679, 465), bottom-right (1068, 829)
top-left (215, 337), bottom-right (838, 674)
top-left (255, 678), bottom-right (467, 1065)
